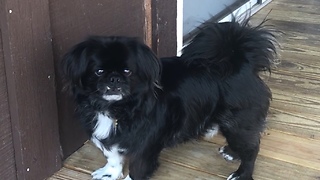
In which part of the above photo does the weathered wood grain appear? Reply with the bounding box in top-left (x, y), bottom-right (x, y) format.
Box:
top-left (151, 0), bottom-right (177, 57)
top-left (0, 29), bottom-right (17, 180)
top-left (64, 142), bottom-right (224, 180)
top-left (274, 0), bottom-right (320, 5)
top-left (48, 168), bottom-right (92, 180)
top-left (161, 139), bottom-right (320, 180)
top-left (254, 8), bottom-right (320, 24)
top-left (249, 0), bottom-right (320, 140)
top-left (63, 140), bottom-right (320, 180)
top-left (208, 130), bottom-right (320, 171)
top-left (0, 0), bottom-right (62, 179)
top-left (261, 69), bottom-right (320, 139)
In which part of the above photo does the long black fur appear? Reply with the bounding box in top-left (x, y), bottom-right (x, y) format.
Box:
top-left (62, 19), bottom-right (277, 180)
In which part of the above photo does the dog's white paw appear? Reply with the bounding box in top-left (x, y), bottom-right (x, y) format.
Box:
top-left (219, 146), bottom-right (235, 161)
top-left (91, 164), bottom-right (123, 180)
top-left (227, 173), bottom-right (240, 180)
top-left (204, 124), bottom-right (219, 139)
top-left (123, 175), bottom-right (132, 180)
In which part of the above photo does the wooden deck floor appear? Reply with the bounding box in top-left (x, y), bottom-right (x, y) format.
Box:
top-left (49, 0), bottom-right (320, 179)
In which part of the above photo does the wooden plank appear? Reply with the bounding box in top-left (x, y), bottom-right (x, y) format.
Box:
top-left (0, 0), bottom-right (61, 179)
top-left (0, 30), bottom-right (17, 180)
top-left (161, 139), bottom-right (320, 180)
top-left (153, 162), bottom-right (224, 180)
top-left (54, 130), bottom-right (320, 180)
top-left (63, 139), bottom-right (320, 180)
top-left (282, 33), bottom-right (320, 51)
top-left (260, 61), bottom-right (320, 139)
top-left (64, 142), bottom-right (223, 180)
top-left (250, 1), bottom-right (320, 139)
top-left (151, 0), bottom-right (177, 57)
top-left (253, 0), bottom-right (320, 16)
top-left (280, 43), bottom-right (320, 57)
top-left (253, 7), bottom-right (320, 24)
top-left (259, 43), bottom-right (320, 139)
top-left (270, 0), bottom-right (320, 6)
top-left (51, 165), bottom-right (224, 180)
top-left (272, 53), bottom-right (320, 72)
top-left (144, 0), bottom-right (153, 47)
top-left (259, 130), bottom-right (320, 171)
top-left (208, 129), bottom-right (320, 171)
top-left (268, 96), bottom-right (320, 139)
top-left (48, 168), bottom-right (91, 180)
top-left (63, 142), bottom-right (106, 174)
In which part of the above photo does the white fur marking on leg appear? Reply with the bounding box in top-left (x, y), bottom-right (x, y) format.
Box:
top-left (219, 146), bottom-right (235, 161)
top-left (93, 112), bottom-right (114, 139)
top-left (91, 145), bottom-right (125, 180)
top-left (204, 124), bottom-right (219, 139)
top-left (227, 173), bottom-right (239, 180)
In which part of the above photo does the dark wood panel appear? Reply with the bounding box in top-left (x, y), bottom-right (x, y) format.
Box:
top-left (49, 0), bottom-right (148, 158)
top-left (0, 0), bottom-right (62, 179)
top-left (151, 0), bottom-right (177, 57)
top-left (0, 30), bottom-right (17, 180)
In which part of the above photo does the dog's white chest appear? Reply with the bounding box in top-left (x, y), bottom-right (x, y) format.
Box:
top-left (93, 112), bottom-right (114, 139)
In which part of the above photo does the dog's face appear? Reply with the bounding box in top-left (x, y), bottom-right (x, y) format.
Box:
top-left (89, 43), bottom-right (132, 101)
top-left (62, 36), bottom-right (161, 101)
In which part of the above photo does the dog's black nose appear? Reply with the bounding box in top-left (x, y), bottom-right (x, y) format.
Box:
top-left (110, 76), bottom-right (121, 84)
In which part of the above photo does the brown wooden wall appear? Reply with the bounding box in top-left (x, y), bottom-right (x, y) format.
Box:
top-left (151, 0), bottom-right (177, 56)
top-left (0, 0), bottom-right (176, 179)
top-left (0, 29), bottom-right (17, 180)
top-left (0, 0), bottom-right (62, 179)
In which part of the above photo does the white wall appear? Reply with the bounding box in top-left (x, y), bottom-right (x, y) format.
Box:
top-left (183, 0), bottom-right (238, 36)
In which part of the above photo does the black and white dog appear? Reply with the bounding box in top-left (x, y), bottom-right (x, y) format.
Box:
top-left (62, 19), bottom-right (277, 180)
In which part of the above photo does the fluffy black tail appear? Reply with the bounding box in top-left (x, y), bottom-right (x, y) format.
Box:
top-left (181, 18), bottom-right (278, 75)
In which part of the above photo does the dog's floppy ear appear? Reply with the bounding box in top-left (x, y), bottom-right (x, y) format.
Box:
top-left (134, 42), bottom-right (162, 88)
top-left (61, 41), bottom-right (91, 89)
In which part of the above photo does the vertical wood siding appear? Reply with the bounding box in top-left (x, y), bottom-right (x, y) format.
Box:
top-left (0, 29), bottom-right (17, 180)
top-left (0, 0), bottom-right (62, 179)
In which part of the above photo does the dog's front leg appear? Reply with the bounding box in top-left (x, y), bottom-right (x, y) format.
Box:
top-left (127, 148), bottom-right (162, 180)
top-left (91, 137), bottom-right (125, 180)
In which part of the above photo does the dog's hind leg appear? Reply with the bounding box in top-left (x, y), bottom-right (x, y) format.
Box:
top-left (220, 126), bottom-right (261, 180)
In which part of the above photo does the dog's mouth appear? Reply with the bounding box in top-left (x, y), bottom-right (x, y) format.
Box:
top-left (103, 94), bottom-right (123, 101)
top-left (102, 86), bottom-right (123, 101)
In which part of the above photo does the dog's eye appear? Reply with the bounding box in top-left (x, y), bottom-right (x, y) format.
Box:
top-left (123, 69), bottom-right (132, 77)
top-left (95, 69), bottom-right (104, 76)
